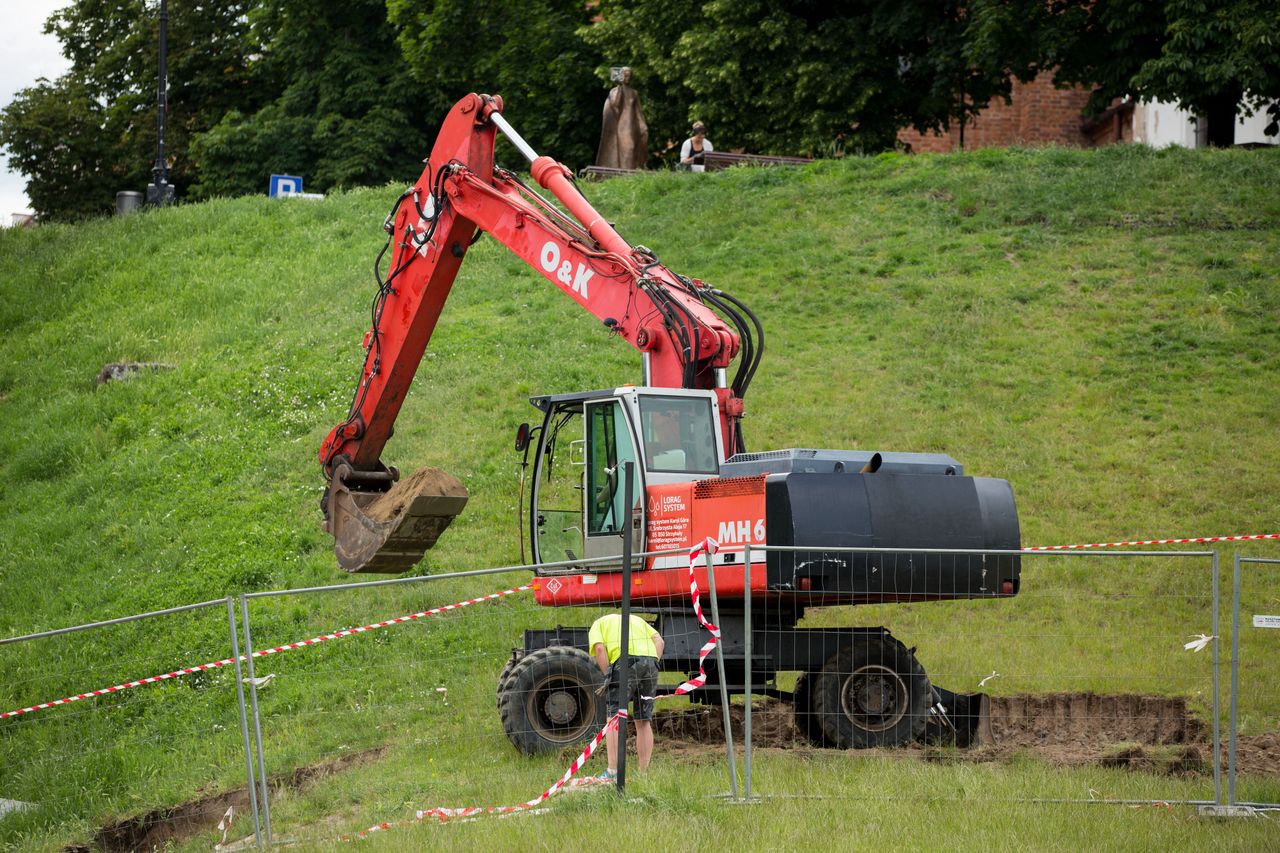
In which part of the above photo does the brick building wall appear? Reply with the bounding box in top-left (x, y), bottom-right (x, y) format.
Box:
top-left (898, 72), bottom-right (1095, 152)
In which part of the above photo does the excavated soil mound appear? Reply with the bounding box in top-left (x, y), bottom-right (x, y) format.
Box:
top-left (1233, 731), bottom-right (1280, 779)
top-left (364, 467), bottom-right (466, 522)
top-left (987, 693), bottom-right (1207, 747)
top-left (653, 693), bottom-right (1277, 778)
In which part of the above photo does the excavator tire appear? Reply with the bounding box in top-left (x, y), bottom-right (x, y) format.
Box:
top-left (499, 646), bottom-right (606, 755)
top-left (792, 671), bottom-right (834, 748)
top-left (811, 636), bottom-right (930, 749)
top-left (495, 652), bottom-right (521, 709)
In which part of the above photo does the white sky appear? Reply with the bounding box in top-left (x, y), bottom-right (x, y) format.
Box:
top-left (1, 1), bottom-right (72, 221)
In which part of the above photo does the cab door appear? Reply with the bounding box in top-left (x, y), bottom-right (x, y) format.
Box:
top-left (584, 398), bottom-right (643, 562)
top-left (531, 403), bottom-right (587, 564)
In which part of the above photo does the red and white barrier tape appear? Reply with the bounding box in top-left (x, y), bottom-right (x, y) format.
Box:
top-left (12, 529), bottom-right (1276, 721)
top-left (1023, 533), bottom-right (1280, 551)
top-left (370, 538), bottom-right (726, 837)
top-left (668, 537), bottom-right (721, 697)
top-left (352, 711), bottom-right (625, 839)
top-left (250, 586), bottom-right (530, 658)
top-left (214, 805), bottom-right (235, 849)
top-left (1, 585), bottom-right (531, 720)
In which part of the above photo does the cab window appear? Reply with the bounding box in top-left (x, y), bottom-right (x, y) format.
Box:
top-left (639, 395), bottom-right (718, 474)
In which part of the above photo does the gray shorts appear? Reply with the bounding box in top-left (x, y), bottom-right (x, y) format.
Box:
top-left (606, 656), bottom-right (659, 720)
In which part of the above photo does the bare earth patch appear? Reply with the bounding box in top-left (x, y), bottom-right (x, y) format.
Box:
top-left (653, 692), bottom-right (1279, 778)
top-left (67, 747), bottom-right (385, 853)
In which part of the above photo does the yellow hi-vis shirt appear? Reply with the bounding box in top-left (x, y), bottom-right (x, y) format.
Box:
top-left (588, 614), bottom-right (659, 663)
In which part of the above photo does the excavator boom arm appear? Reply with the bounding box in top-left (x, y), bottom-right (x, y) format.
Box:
top-left (320, 94), bottom-right (744, 475)
top-left (318, 93), bottom-right (754, 573)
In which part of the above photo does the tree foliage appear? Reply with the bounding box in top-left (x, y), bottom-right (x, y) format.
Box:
top-left (189, 0), bottom-right (434, 198)
top-left (0, 0), bottom-right (257, 220)
top-left (7, 0), bottom-right (1277, 221)
top-left (584, 0), bottom-right (1044, 158)
top-left (387, 0), bottom-right (603, 169)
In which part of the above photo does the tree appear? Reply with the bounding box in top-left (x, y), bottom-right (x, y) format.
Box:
top-left (0, 80), bottom-right (117, 219)
top-left (189, 0), bottom-right (436, 198)
top-left (386, 0), bottom-right (603, 170)
top-left (975, 0), bottom-right (1280, 144)
top-left (584, 0), bottom-right (1038, 158)
top-left (0, 0), bottom-right (257, 219)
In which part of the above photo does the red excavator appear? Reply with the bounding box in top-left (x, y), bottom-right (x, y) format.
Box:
top-left (320, 94), bottom-right (1019, 754)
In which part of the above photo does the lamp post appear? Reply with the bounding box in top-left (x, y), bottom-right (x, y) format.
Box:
top-left (146, 0), bottom-right (175, 206)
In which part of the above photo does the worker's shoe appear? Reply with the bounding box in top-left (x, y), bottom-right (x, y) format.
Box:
top-left (598, 769), bottom-right (616, 781)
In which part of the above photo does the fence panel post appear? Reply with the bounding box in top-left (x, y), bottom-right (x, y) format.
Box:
top-left (1212, 551), bottom-right (1222, 805)
top-left (704, 559), bottom-right (739, 798)
top-left (743, 542), bottom-right (752, 801)
top-left (616, 462), bottom-right (633, 792)
top-left (240, 594), bottom-right (271, 844)
top-left (227, 596), bottom-right (263, 849)
top-left (1228, 552), bottom-right (1240, 805)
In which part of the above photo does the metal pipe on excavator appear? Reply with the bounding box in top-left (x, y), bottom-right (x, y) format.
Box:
top-left (488, 111), bottom-right (539, 163)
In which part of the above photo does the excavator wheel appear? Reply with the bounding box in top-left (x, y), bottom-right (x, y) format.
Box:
top-left (792, 671), bottom-right (833, 748)
top-left (499, 646), bottom-right (606, 754)
top-left (811, 636), bottom-right (930, 748)
top-left (495, 652), bottom-right (521, 709)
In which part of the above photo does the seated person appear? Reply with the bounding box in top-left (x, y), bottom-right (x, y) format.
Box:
top-left (679, 122), bottom-right (713, 172)
top-left (645, 410), bottom-right (687, 470)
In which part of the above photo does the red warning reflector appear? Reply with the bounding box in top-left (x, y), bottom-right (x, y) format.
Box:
top-left (798, 577), bottom-right (812, 591)
top-left (1002, 580), bottom-right (1014, 595)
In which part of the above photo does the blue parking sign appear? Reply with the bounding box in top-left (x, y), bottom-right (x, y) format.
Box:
top-left (269, 174), bottom-right (303, 197)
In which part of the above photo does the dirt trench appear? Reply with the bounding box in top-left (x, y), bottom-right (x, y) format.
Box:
top-left (67, 747), bottom-right (384, 853)
top-left (653, 692), bottom-right (1279, 778)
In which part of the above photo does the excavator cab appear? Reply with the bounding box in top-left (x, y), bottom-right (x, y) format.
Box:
top-left (521, 387), bottom-right (723, 567)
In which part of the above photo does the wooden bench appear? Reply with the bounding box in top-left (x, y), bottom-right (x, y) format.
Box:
top-left (578, 152), bottom-right (813, 180)
top-left (702, 151), bottom-right (813, 171)
top-left (578, 165), bottom-right (640, 181)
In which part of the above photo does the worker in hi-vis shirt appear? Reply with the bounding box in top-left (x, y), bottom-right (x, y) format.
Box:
top-left (588, 613), bottom-right (665, 779)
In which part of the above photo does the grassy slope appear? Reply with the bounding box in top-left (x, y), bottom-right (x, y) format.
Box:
top-left (1, 145), bottom-right (1278, 849)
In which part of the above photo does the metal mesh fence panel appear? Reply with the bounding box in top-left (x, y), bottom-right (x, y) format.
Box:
top-left (0, 599), bottom-right (254, 850)
top-left (738, 547), bottom-right (1221, 806)
top-left (1228, 556), bottom-right (1280, 808)
top-left (238, 567), bottom-right (620, 843)
top-left (236, 540), bottom-right (744, 844)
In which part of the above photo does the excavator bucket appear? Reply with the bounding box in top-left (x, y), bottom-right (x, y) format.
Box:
top-left (327, 467), bottom-right (468, 573)
top-left (923, 688), bottom-right (994, 748)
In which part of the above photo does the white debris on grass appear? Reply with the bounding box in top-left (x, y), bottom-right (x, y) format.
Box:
top-left (0, 799), bottom-right (34, 818)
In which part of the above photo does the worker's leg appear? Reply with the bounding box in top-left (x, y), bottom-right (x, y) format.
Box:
top-left (605, 724), bottom-right (619, 773)
top-left (633, 657), bottom-right (659, 770)
top-left (635, 720), bottom-right (654, 769)
top-left (603, 666), bottom-right (621, 775)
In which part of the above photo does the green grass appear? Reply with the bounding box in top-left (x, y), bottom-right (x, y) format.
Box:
top-left (150, 743), bottom-right (1280, 851)
top-left (1, 143), bottom-right (1279, 849)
